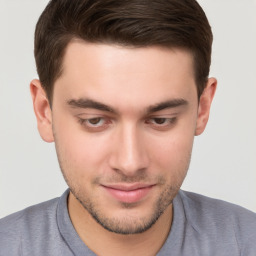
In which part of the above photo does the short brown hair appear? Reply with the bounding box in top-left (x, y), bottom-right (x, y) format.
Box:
top-left (34, 0), bottom-right (213, 103)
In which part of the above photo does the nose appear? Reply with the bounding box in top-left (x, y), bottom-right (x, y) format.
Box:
top-left (109, 124), bottom-right (149, 176)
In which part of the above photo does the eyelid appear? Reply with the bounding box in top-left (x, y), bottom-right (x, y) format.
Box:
top-left (75, 112), bottom-right (113, 118)
top-left (145, 116), bottom-right (177, 130)
top-left (75, 112), bottom-right (115, 122)
top-left (146, 116), bottom-right (177, 123)
top-left (77, 116), bottom-right (113, 132)
top-left (148, 111), bottom-right (178, 117)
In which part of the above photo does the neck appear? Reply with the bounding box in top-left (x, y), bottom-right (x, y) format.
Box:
top-left (68, 192), bottom-right (173, 256)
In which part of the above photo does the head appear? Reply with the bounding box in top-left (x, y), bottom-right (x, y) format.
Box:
top-left (31, 0), bottom-right (217, 235)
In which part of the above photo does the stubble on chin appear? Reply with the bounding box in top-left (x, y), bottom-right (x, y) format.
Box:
top-left (68, 179), bottom-right (179, 235)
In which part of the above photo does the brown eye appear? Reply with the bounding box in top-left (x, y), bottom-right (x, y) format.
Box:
top-left (88, 118), bottom-right (102, 125)
top-left (77, 116), bottom-right (113, 132)
top-left (145, 117), bottom-right (177, 130)
top-left (153, 118), bottom-right (167, 124)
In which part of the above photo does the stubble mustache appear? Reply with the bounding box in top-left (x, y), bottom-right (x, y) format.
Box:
top-left (92, 171), bottom-right (166, 186)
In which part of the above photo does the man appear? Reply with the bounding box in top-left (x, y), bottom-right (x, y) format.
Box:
top-left (0, 0), bottom-right (256, 255)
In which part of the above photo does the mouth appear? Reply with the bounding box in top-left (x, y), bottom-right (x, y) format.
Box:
top-left (101, 183), bottom-right (155, 204)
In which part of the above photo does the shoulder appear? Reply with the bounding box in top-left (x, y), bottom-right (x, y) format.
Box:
top-left (179, 190), bottom-right (256, 223)
top-left (0, 197), bottom-right (60, 255)
top-left (178, 190), bottom-right (256, 253)
top-left (0, 196), bottom-right (59, 230)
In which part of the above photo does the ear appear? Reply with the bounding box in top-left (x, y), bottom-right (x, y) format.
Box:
top-left (30, 79), bottom-right (54, 142)
top-left (195, 77), bottom-right (217, 136)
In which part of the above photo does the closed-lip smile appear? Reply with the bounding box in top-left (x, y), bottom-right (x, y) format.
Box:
top-left (101, 183), bottom-right (155, 203)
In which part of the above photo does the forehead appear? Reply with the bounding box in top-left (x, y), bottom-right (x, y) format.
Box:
top-left (61, 40), bottom-right (195, 76)
top-left (53, 41), bottom-right (197, 109)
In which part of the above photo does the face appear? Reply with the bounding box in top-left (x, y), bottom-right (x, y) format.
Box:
top-left (31, 40), bottom-right (216, 235)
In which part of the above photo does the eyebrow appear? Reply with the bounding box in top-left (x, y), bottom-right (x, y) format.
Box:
top-left (68, 99), bottom-right (116, 113)
top-left (146, 98), bottom-right (188, 114)
top-left (67, 98), bottom-right (188, 114)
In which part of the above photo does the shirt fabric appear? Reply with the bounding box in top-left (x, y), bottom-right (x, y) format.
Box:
top-left (1, 189), bottom-right (256, 256)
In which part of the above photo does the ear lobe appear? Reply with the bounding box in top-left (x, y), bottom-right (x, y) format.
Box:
top-left (30, 79), bottom-right (54, 142)
top-left (195, 77), bottom-right (217, 136)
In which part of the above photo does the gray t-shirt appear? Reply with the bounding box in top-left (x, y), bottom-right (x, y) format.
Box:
top-left (1, 189), bottom-right (256, 255)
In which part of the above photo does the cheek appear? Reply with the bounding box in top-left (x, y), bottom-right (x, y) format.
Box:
top-left (153, 138), bottom-right (193, 165)
top-left (53, 118), bottom-right (112, 177)
top-left (148, 128), bottom-right (195, 180)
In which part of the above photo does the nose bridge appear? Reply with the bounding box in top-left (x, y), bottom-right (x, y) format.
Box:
top-left (110, 122), bottom-right (148, 175)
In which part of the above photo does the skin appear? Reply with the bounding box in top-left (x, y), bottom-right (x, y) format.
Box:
top-left (30, 40), bottom-right (216, 256)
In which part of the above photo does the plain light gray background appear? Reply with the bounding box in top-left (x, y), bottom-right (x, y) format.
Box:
top-left (0, 0), bottom-right (255, 218)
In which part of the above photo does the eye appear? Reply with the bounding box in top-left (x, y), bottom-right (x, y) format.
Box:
top-left (145, 117), bottom-right (177, 130)
top-left (87, 117), bottom-right (104, 127)
top-left (78, 117), bottom-right (112, 131)
top-left (151, 118), bottom-right (168, 125)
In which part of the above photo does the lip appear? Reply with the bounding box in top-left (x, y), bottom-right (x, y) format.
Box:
top-left (101, 183), bottom-right (155, 204)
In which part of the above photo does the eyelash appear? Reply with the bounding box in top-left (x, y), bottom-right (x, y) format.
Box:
top-left (145, 117), bottom-right (177, 127)
top-left (77, 117), bottom-right (177, 132)
top-left (78, 117), bottom-right (111, 131)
